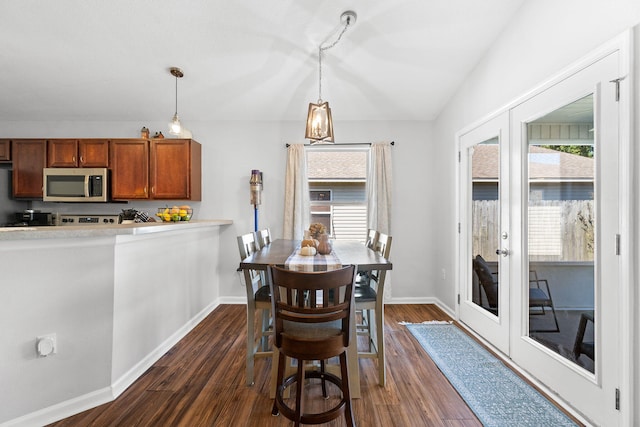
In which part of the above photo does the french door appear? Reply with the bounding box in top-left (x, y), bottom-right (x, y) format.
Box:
top-left (458, 43), bottom-right (627, 425)
top-left (458, 112), bottom-right (510, 355)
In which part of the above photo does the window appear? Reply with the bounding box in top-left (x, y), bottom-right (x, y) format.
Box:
top-left (306, 147), bottom-right (368, 242)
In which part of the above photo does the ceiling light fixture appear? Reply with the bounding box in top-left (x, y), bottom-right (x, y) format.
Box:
top-left (305, 10), bottom-right (357, 144)
top-left (168, 67), bottom-right (184, 136)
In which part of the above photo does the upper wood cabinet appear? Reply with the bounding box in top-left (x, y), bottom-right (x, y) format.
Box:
top-left (12, 139), bottom-right (47, 198)
top-left (0, 139), bottom-right (10, 162)
top-left (150, 139), bottom-right (202, 200)
top-left (48, 139), bottom-right (109, 167)
top-left (110, 139), bottom-right (149, 200)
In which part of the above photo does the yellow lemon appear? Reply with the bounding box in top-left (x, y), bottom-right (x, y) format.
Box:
top-left (163, 213), bottom-right (171, 221)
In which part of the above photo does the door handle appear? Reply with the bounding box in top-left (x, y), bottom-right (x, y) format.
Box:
top-left (496, 248), bottom-right (510, 257)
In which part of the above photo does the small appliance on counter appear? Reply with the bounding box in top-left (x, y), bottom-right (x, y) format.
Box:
top-left (8, 210), bottom-right (55, 227)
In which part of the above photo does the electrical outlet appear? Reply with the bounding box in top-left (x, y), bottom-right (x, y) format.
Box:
top-left (36, 333), bottom-right (57, 357)
top-left (441, 269), bottom-right (446, 280)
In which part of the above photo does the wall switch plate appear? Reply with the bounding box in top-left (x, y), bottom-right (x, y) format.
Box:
top-left (36, 333), bottom-right (57, 357)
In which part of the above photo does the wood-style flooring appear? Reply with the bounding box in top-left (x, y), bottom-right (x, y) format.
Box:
top-left (48, 304), bottom-right (580, 426)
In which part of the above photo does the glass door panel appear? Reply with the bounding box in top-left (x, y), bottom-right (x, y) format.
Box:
top-left (458, 112), bottom-right (510, 355)
top-left (471, 138), bottom-right (500, 316)
top-left (526, 95), bottom-right (595, 373)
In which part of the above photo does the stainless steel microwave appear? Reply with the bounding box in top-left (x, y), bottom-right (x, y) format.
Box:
top-left (43, 167), bottom-right (109, 202)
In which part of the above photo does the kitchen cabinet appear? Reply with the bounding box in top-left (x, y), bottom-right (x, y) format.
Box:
top-left (150, 139), bottom-right (201, 200)
top-left (0, 139), bottom-right (10, 161)
top-left (48, 139), bottom-right (109, 167)
top-left (110, 139), bottom-right (149, 200)
top-left (12, 139), bottom-right (47, 198)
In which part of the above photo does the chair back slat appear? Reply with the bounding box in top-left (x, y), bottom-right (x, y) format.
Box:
top-left (254, 228), bottom-right (272, 249)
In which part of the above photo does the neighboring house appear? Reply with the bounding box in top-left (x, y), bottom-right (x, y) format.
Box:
top-left (472, 144), bottom-right (594, 262)
top-left (307, 150), bottom-right (368, 241)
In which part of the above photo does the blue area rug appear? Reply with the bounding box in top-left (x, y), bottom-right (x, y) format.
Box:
top-left (405, 323), bottom-right (577, 427)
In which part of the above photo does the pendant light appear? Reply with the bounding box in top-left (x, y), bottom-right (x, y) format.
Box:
top-left (168, 67), bottom-right (184, 136)
top-left (305, 10), bottom-right (357, 143)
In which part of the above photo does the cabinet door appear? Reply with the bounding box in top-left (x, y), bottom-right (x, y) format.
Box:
top-left (150, 139), bottom-right (190, 199)
top-left (150, 139), bottom-right (201, 200)
top-left (13, 140), bottom-right (47, 198)
top-left (0, 139), bottom-right (10, 161)
top-left (79, 139), bottom-right (109, 167)
top-left (110, 140), bottom-right (149, 200)
top-left (48, 139), bottom-right (79, 167)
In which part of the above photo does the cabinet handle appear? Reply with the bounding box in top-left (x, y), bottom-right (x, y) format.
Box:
top-left (80, 156), bottom-right (84, 164)
top-left (151, 186), bottom-right (155, 195)
top-left (73, 156), bottom-right (76, 163)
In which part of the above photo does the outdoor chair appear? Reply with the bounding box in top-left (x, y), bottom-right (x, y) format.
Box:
top-left (529, 269), bottom-right (560, 333)
top-left (237, 232), bottom-right (272, 386)
top-left (472, 255), bottom-right (499, 315)
top-left (268, 265), bottom-right (356, 427)
top-left (472, 256), bottom-right (559, 333)
top-left (573, 312), bottom-right (594, 362)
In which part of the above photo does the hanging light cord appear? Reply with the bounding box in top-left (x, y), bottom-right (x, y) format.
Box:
top-left (174, 74), bottom-right (179, 116)
top-left (318, 17), bottom-right (352, 103)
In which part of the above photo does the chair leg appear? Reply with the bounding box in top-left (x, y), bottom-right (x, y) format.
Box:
top-left (295, 360), bottom-right (305, 426)
top-left (245, 302), bottom-right (256, 386)
top-left (272, 351), bottom-right (285, 416)
top-left (375, 304), bottom-right (386, 386)
top-left (260, 308), bottom-right (270, 352)
top-left (320, 359), bottom-right (328, 398)
top-left (339, 352), bottom-right (355, 427)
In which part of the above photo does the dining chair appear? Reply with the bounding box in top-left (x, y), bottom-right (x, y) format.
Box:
top-left (355, 232), bottom-right (392, 386)
top-left (254, 227), bottom-right (272, 249)
top-left (356, 228), bottom-right (380, 286)
top-left (237, 232), bottom-right (272, 386)
top-left (268, 264), bottom-right (356, 427)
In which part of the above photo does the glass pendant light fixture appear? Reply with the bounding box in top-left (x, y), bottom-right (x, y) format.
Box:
top-left (168, 67), bottom-right (184, 136)
top-left (305, 10), bottom-right (357, 143)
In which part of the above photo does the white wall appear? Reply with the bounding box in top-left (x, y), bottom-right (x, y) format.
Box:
top-left (0, 119), bottom-right (436, 304)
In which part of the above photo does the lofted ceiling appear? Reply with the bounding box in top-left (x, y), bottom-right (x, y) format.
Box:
top-left (0, 1), bottom-right (526, 124)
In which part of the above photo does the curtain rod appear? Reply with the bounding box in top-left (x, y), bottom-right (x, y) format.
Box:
top-left (285, 141), bottom-right (394, 148)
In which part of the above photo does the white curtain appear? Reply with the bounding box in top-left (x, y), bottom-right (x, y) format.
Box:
top-left (283, 144), bottom-right (310, 239)
top-left (367, 142), bottom-right (393, 235)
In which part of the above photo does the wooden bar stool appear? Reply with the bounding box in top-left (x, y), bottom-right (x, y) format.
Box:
top-left (268, 265), bottom-right (356, 427)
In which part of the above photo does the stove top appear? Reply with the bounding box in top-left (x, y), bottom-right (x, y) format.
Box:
top-left (58, 214), bottom-right (120, 226)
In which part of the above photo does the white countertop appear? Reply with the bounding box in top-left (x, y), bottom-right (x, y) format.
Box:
top-left (0, 219), bottom-right (233, 241)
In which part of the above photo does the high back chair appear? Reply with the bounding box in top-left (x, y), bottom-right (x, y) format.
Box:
top-left (237, 232), bottom-right (272, 386)
top-left (254, 227), bottom-right (272, 249)
top-left (355, 232), bottom-right (392, 386)
top-left (529, 269), bottom-right (560, 333)
top-left (268, 265), bottom-right (356, 427)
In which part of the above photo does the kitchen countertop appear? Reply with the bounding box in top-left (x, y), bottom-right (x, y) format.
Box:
top-left (0, 219), bottom-right (233, 241)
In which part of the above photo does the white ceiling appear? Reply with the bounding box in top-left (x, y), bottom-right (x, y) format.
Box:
top-left (0, 0), bottom-right (526, 123)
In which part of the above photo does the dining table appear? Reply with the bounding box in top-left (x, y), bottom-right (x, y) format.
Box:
top-left (238, 238), bottom-right (393, 399)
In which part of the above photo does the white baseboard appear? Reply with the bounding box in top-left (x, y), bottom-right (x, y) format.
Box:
top-left (111, 299), bottom-right (221, 397)
top-left (2, 299), bottom-right (222, 427)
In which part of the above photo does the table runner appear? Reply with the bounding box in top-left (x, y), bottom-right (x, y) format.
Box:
top-left (285, 246), bottom-right (342, 272)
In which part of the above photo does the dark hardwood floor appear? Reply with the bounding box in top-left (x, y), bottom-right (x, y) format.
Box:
top-left (48, 304), bottom-right (580, 426)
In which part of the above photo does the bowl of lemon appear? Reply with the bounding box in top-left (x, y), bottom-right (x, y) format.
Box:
top-left (157, 205), bottom-right (193, 222)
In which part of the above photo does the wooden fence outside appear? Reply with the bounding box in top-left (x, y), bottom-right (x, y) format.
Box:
top-left (472, 199), bottom-right (594, 262)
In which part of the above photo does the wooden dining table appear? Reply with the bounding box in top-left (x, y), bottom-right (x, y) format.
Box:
top-left (238, 238), bottom-right (393, 398)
